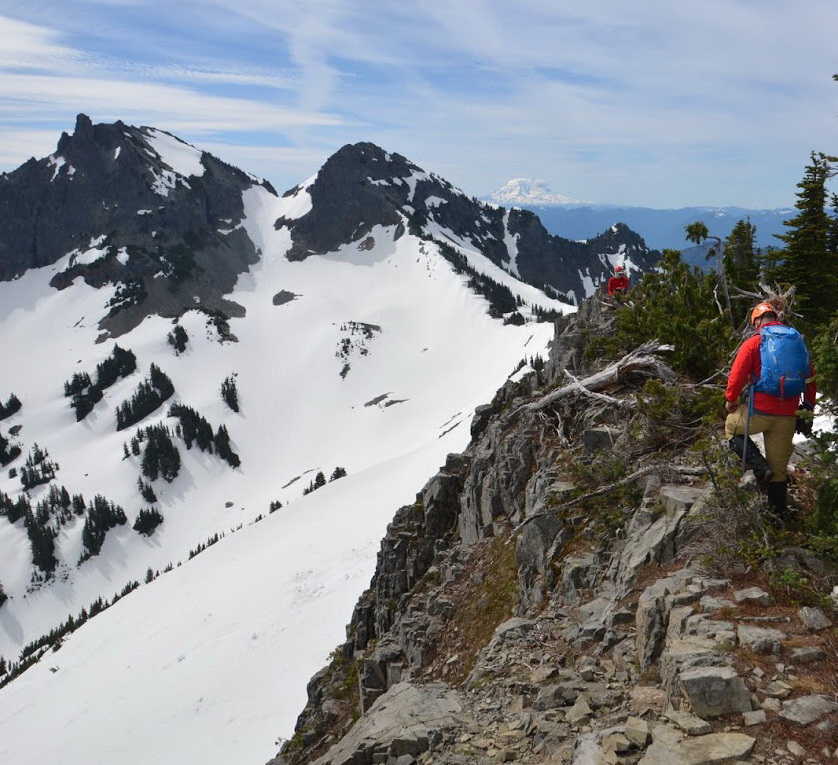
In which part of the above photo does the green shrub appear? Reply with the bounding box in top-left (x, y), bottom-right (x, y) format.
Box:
top-left (611, 250), bottom-right (736, 381)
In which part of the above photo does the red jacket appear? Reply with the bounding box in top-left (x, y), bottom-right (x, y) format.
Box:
top-left (725, 321), bottom-right (817, 415)
top-left (607, 275), bottom-right (629, 296)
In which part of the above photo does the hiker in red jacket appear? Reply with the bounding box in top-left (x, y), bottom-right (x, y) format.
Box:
top-left (607, 264), bottom-right (629, 297)
top-left (724, 301), bottom-right (817, 516)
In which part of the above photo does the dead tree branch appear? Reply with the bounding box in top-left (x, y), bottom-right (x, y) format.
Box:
top-left (519, 341), bottom-right (676, 415)
top-left (512, 463), bottom-right (707, 534)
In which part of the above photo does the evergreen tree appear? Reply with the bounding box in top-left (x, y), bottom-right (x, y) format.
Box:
top-left (221, 374), bottom-right (240, 412)
top-left (723, 218), bottom-right (761, 324)
top-left (24, 509), bottom-right (57, 574)
top-left (685, 222), bottom-right (734, 326)
top-left (329, 466), bottom-right (347, 481)
top-left (64, 372), bottom-right (92, 398)
top-left (167, 325), bottom-right (189, 355)
top-left (0, 582), bottom-right (6, 608)
top-left (140, 425), bottom-right (181, 482)
top-left (607, 250), bottom-right (736, 381)
top-left (0, 393), bottom-right (21, 421)
top-left (771, 151), bottom-right (838, 330)
top-left (0, 432), bottom-right (21, 467)
top-left (303, 471), bottom-right (327, 494)
top-left (137, 478), bottom-right (157, 503)
top-left (20, 444), bottom-right (57, 490)
top-left (213, 425), bottom-right (240, 468)
top-left (133, 507), bottom-right (164, 536)
top-left (4, 494), bottom-right (31, 525)
top-left (80, 495), bottom-right (127, 559)
top-left (169, 404), bottom-right (214, 451)
top-left (71, 493), bottom-right (86, 515)
top-left (96, 344), bottom-right (137, 388)
top-left (115, 365), bottom-right (175, 430)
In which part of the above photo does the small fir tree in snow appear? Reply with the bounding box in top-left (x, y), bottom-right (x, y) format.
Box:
top-left (329, 466), bottom-right (347, 481)
top-left (303, 471), bottom-right (327, 495)
top-left (71, 493), bottom-right (86, 515)
top-left (0, 431), bottom-right (21, 467)
top-left (0, 581), bottom-right (6, 608)
top-left (0, 393), bottom-right (21, 421)
top-left (115, 365), bottom-right (175, 430)
top-left (169, 404), bottom-right (214, 451)
top-left (213, 424), bottom-right (240, 468)
top-left (133, 507), bottom-right (164, 536)
top-left (167, 324), bottom-right (189, 355)
top-left (24, 508), bottom-right (57, 574)
top-left (221, 374), bottom-right (240, 412)
top-left (137, 478), bottom-right (157, 503)
top-left (95, 345), bottom-right (137, 388)
top-left (65, 345), bottom-right (137, 422)
top-left (1, 493), bottom-right (30, 525)
top-left (140, 425), bottom-right (181, 482)
top-left (20, 444), bottom-right (58, 490)
top-left (80, 495), bottom-right (127, 560)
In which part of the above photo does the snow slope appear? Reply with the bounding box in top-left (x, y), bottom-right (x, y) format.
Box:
top-left (0, 183), bottom-right (560, 763)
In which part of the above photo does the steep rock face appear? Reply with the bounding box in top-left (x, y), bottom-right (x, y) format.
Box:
top-left (273, 299), bottom-right (838, 764)
top-left (0, 114), bottom-right (267, 336)
top-left (277, 142), bottom-right (660, 305)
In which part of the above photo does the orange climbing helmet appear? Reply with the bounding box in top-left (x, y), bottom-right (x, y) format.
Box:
top-left (750, 301), bottom-right (778, 328)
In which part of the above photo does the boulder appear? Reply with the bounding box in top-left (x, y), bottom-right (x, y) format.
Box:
top-left (678, 666), bottom-right (751, 718)
top-left (736, 625), bottom-right (786, 655)
top-left (312, 683), bottom-right (468, 765)
top-left (779, 694), bottom-right (838, 726)
top-left (677, 732), bottom-right (756, 763)
top-left (733, 587), bottom-right (773, 606)
top-left (663, 709), bottom-right (712, 736)
top-left (798, 606), bottom-right (833, 631)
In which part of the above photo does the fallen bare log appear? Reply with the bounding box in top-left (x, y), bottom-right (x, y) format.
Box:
top-left (520, 341), bottom-right (676, 414)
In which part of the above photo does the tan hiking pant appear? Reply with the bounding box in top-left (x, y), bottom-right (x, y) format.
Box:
top-left (724, 405), bottom-right (796, 483)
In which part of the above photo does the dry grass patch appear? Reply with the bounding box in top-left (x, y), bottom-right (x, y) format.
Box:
top-left (423, 536), bottom-right (519, 686)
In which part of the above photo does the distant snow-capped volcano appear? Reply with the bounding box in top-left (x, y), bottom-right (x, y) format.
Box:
top-left (487, 178), bottom-right (586, 207)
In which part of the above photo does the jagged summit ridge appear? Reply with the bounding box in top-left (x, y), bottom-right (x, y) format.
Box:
top-left (0, 113), bottom-right (270, 336)
top-left (277, 142), bottom-right (659, 306)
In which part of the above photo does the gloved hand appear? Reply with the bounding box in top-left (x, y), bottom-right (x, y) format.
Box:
top-left (795, 402), bottom-right (814, 437)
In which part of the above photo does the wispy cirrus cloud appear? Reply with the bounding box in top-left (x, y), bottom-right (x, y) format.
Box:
top-left (0, 1), bottom-right (835, 207)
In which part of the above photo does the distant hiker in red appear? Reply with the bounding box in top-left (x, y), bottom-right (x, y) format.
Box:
top-left (607, 265), bottom-right (629, 297)
top-left (724, 301), bottom-right (816, 518)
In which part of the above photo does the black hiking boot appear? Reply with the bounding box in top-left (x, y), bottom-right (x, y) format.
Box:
top-left (766, 481), bottom-right (789, 522)
top-left (728, 435), bottom-right (775, 483)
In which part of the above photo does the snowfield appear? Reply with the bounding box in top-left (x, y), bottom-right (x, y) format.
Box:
top-left (0, 182), bottom-right (563, 764)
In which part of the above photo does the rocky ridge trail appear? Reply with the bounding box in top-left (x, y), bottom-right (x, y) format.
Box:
top-left (271, 300), bottom-right (838, 765)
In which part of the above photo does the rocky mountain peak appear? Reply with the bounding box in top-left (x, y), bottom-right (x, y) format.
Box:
top-left (0, 115), bottom-right (269, 336)
top-left (277, 142), bottom-right (660, 305)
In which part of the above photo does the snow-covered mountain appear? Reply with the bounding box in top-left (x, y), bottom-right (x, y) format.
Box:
top-left (0, 117), bottom-right (660, 764)
top-left (487, 178), bottom-right (793, 251)
top-left (487, 178), bottom-right (586, 207)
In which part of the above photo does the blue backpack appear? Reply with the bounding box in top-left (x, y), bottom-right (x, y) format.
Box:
top-left (754, 324), bottom-right (810, 399)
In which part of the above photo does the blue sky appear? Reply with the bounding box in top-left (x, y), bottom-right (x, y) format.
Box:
top-left (1, 0), bottom-right (836, 208)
